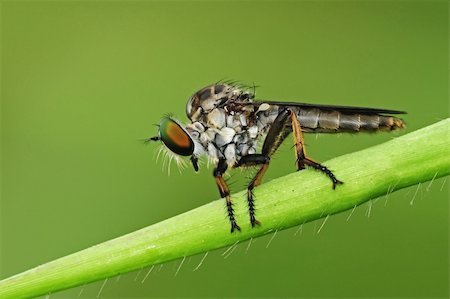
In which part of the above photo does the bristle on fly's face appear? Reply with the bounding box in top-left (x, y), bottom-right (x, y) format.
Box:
top-left (154, 142), bottom-right (188, 175)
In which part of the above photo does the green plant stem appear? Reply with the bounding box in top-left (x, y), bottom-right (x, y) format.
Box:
top-left (1, 119), bottom-right (449, 298)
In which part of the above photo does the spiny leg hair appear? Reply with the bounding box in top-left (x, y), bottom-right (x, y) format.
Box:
top-left (214, 159), bottom-right (241, 232)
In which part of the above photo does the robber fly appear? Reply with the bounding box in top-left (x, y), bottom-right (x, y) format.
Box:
top-left (149, 83), bottom-right (405, 232)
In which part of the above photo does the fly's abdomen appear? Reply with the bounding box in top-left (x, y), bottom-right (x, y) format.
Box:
top-left (297, 108), bottom-right (405, 133)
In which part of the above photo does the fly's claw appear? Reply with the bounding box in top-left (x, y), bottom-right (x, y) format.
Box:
top-left (332, 179), bottom-right (344, 190)
top-left (230, 221), bottom-right (241, 233)
top-left (250, 217), bottom-right (261, 228)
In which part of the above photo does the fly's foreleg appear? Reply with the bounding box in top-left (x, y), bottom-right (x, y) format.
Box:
top-left (214, 159), bottom-right (240, 233)
top-left (235, 108), bottom-right (291, 228)
top-left (290, 110), bottom-right (343, 189)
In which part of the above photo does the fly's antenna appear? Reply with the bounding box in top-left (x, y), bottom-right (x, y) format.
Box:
top-left (142, 122), bottom-right (161, 144)
top-left (141, 136), bottom-right (160, 144)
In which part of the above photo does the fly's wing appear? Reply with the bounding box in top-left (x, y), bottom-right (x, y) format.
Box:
top-left (249, 100), bottom-right (406, 115)
top-left (233, 99), bottom-right (406, 132)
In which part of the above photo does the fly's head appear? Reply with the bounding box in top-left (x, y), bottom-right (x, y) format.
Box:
top-left (148, 116), bottom-right (202, 173)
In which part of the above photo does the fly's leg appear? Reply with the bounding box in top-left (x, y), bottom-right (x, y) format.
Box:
top-left (290, 110), bottom-right (306, 170)
top-left (235, 108), bottom-right (292, 227)
top-left (235, 154), bottom-right (270, 227)
top-left (290, 110), bottom-right (343, 189)
top-left (214, 159), bottom-right (241, 233)
top-left (303, 158), bottom-right (343, 189)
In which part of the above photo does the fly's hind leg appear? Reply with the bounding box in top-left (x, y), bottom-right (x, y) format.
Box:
top-left (303, 157), bottom-right (343, 189)
top-left (234, 108), bottom-right (292, 227)
top-left (214, 159), bottom-right (240, 232)
top-left (290, 110), bottom-right (343, 189)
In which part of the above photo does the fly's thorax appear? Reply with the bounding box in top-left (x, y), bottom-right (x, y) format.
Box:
top-left (255, 105), bottom-right (280, 132)
top-left (206, 108), bottom-right (226, 128)
top-left (186, 83), bottom-right (254, 123)
top-left (187, 103), bottom-right (281, 166)
top-left (186, 119), bottom-right (260, 166)
top-left (185, 83), bottom-right (278, 167)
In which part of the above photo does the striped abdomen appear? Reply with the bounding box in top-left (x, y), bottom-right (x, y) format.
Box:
top-left (296, 107), bottom-right (405, 133)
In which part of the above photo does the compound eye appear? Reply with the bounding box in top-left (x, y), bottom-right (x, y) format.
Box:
top-left (159, 117), bottom-right (194, 156)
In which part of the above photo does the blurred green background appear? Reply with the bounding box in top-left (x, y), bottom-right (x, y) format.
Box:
top-left (1, 1), bottom-right (448, 298)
